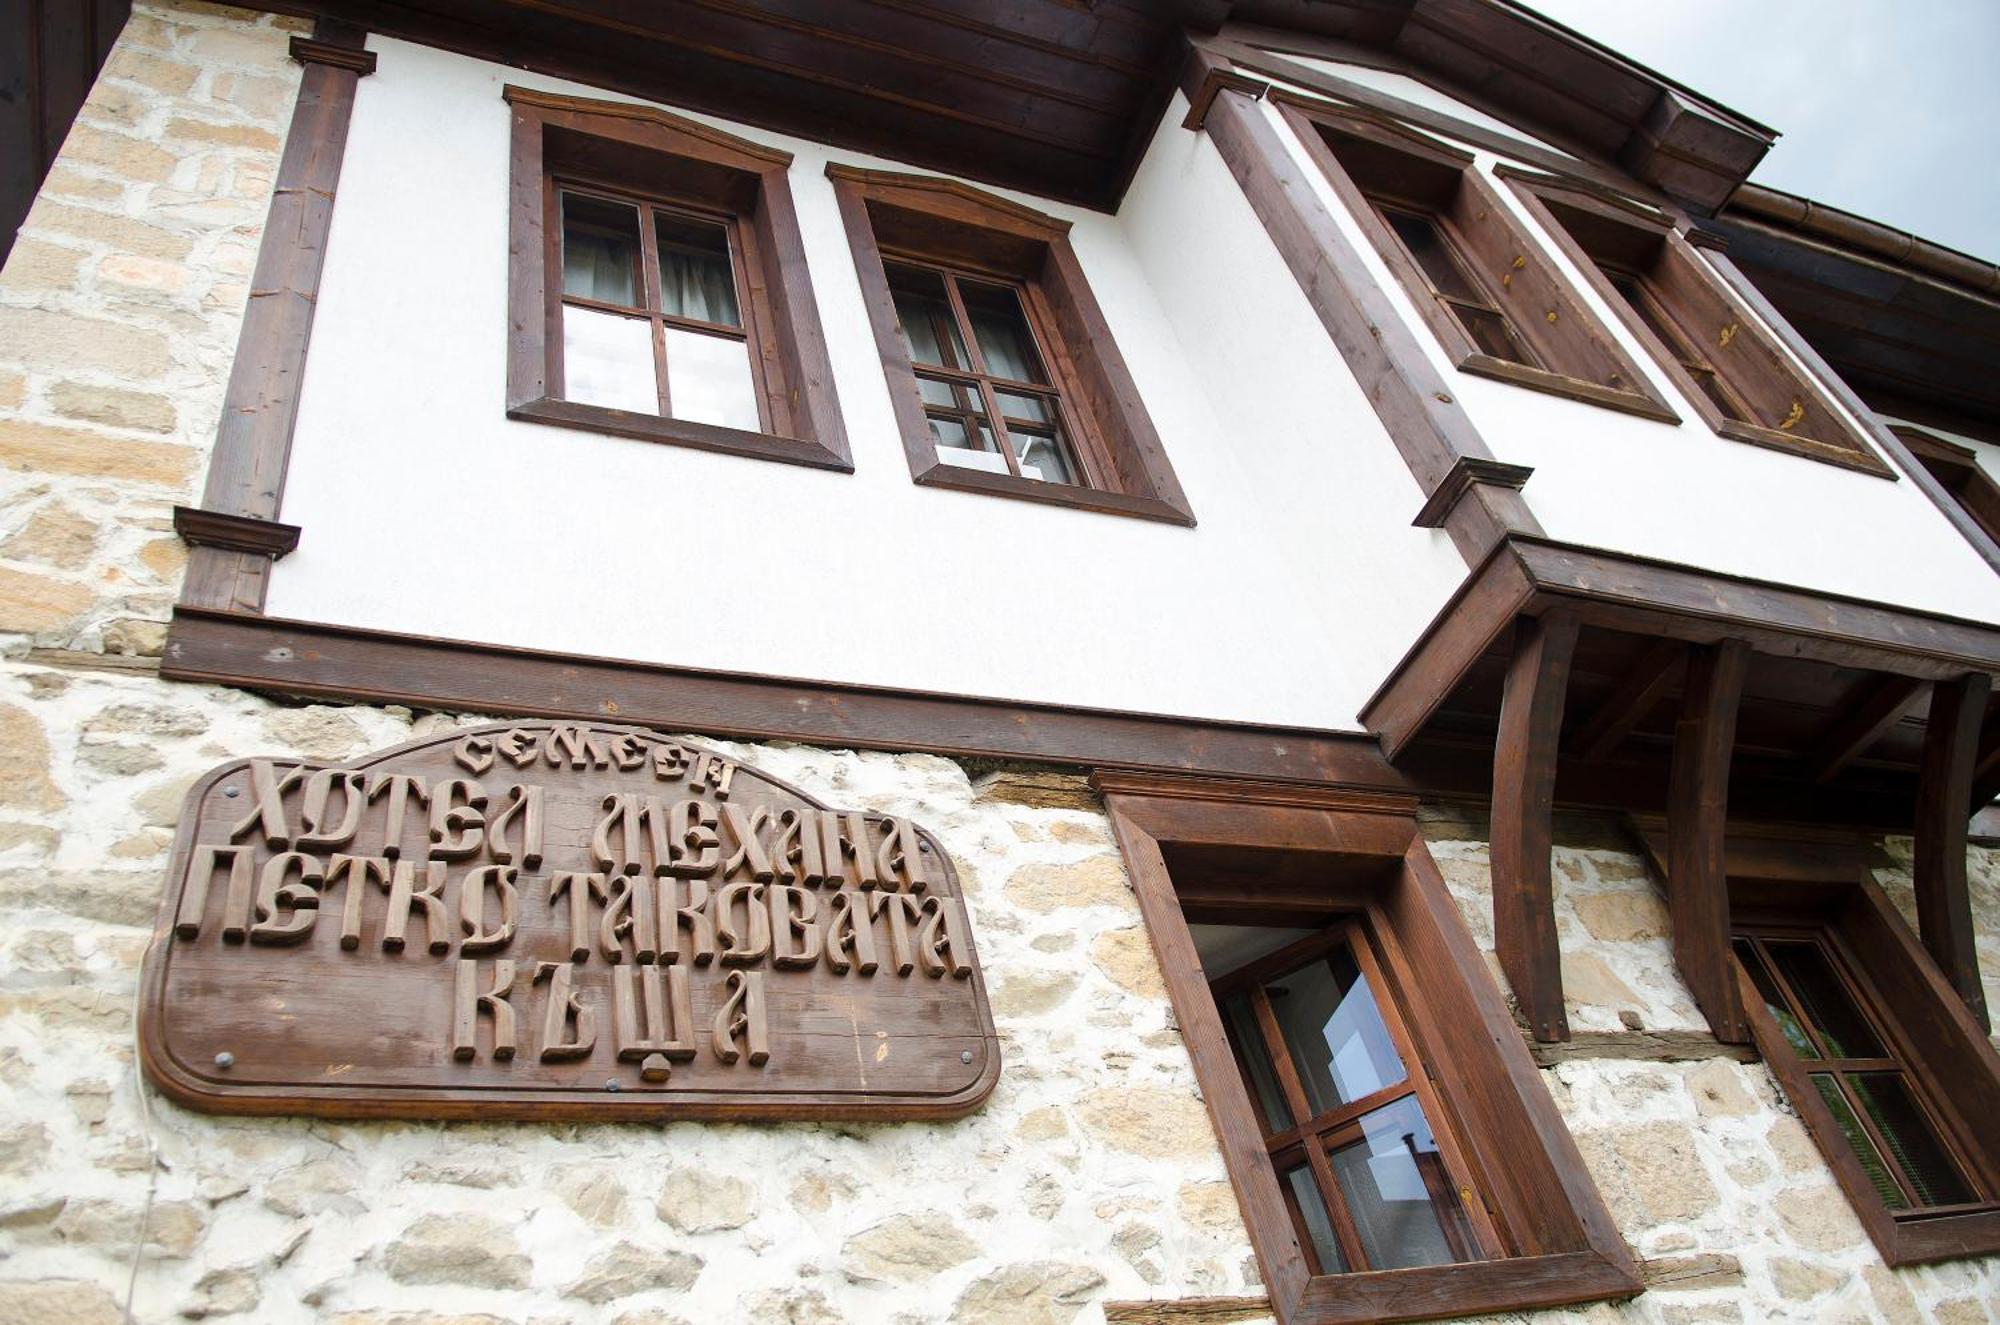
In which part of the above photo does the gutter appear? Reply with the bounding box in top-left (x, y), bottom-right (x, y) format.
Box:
top-left (1727, 183), bottom-right (2000, 300)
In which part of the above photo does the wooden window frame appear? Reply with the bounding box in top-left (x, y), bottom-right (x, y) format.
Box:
top-left (1273, 94), bottom-right (1679, 426)
top-left (1891, 424), bottom-right (2000, 546)
top-left (1730, 876), bottom-right (2000, 1264)
top-left (1098, 772), bottom-right (1638, 1325)
top-left (828, 164), bottom-right (1195, 526)
top-left (505, 86), bottom-right (850, 471)
top-left (1501, 167), bottom-right (1893, 478)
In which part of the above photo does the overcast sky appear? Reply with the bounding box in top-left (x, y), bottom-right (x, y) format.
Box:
top-left (1526, 0), bottom-right (2000, 261)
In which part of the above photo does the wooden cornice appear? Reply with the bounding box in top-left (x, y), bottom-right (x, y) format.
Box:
top-left (289, 35), bottom-right (377, 75)
top-left (1092, 768), bottom-right (1418, 816)
top-left (172, 507), bottom-right (301, 558)
top-left (504, 84), bottom-right (793, 169)
top-left (823, 163), bottom-right (1070, 240)
top-left (1411, 456), bottom-right (1535, 530)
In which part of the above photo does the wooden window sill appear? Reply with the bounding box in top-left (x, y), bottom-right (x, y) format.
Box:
top-left (509, 396), bottom-right (853, 472)
top-left (1291, 1250), bottom-right (1639, 1323)
top-left (915, 460), bottom-right (1196, 525)
top-left (1457, 354), bottom-right (1682, 424)
top-left (1715, 418), bottom-right (1894, 478)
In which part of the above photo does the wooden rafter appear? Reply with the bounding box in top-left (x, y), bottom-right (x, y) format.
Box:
top-left (1564, 638), bottom-right (1684, 763)
top-left (1806, 675), bottom-right (1929, 785)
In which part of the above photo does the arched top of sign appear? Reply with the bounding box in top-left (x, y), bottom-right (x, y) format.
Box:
top-left (139, 722), bottom-right (999, 1121)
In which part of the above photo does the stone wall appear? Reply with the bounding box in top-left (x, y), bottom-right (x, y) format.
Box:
top-left (1421, 807), bottom-right (2000, 1325)
top-left (0, 6), bottom-right (1997, 1325)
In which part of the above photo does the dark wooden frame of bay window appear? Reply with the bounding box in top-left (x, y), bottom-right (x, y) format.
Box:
top-left (1891, 424), bottom-right (2000, 548)
top-left (1500, 167), bottom-right (1892, 478)
top-left (828, 163), bottom-right (1194, 525)
top-left (1272, 95), bottom-right (1678, 426)
top-left (504, 86), bottom-right (849, 471)
top-left (1629, 821), bottom-right (2000, 1265)
top-left (1097, 771), bottom-right (1638, 1325)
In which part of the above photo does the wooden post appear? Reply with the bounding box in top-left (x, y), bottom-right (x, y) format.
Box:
top-left (1915, 672), bottom-right (1992, 1031)
top-left (1666, 639), bottom-right (1751, 1044)
top-left (1491, 611), bottom-right (1578, 1043)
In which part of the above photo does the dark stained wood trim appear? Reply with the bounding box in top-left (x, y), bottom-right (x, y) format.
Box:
top-left (1665, 640), bottom-right (1751, 1044)
top-left (1696, 245), bottom-right (2000, 573)
top-left (1565, 637), bottom-right (1684, 763)
top-left (1805, 675), bottom-right (1928, 785)
top-left (1183, 66), bottom-right (1541, 565)
top-left (1525, 1030), bottom-right (1759, 1067)
top-left (171, 507), bottom-right (301, 559)
top-left (1501, 175), bottom-right (1893, 479)
top-left (1099, 776), bottom-right (1638, 1325)
top-left (288, 33), bottom-right (377, 74)
top-left (1915, 672), bottom-right (1993, 1030)
top-left (503, 86), bottom-right (850, 472)
top-left (826, 162), bottom-right (1193, 524)
top-left (180, 18), bottom-right (369, 615)
top-left (1103, 1299), bottom-right (1273, 1325)
top-left (1490, 611), bottom-right (1578, 1042)
top-left (1362, 534), bottom-right (2000, 759)
top-left (1411, 456), bottom-right (1533, 530)
top-left (1179, 56), bottom-right (1267, 132)
top-left (159, 606), bottom-right (1401, 789)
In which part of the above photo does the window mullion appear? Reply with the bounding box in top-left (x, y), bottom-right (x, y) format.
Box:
top-left (1750, 937), bottom-right (1840, 1063)
top-left (940, 274), bottom-right (1023, 477)
top-left (635, 200), bottom-right (672, 419)
top-left (1830, 1069), bottom-right (1925, 1209)
top-left (1250, 987), bottom-right (1316, 1127)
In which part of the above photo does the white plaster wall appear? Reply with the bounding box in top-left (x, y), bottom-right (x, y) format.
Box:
top-left (265, 39), bottom-right (1419, 732)
top-left (1261, 74), bottom-right (2000, 624)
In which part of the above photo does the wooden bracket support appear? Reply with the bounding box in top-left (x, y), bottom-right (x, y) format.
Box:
top-left (1916, 671), bottom-right (1993, 1031)
top-left (172, 507), bottom-right (301, 558)
top-left (1666, 639), bottom-right (1751, 1044)
top-left (1491, 610), bottom-right (1578, 1042)
top-left (1412, 456), bottom-right (1535, 530)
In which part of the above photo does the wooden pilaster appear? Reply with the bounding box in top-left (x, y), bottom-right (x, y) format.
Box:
top-left (1915, 672), bottom-right (1992, 1030)
top-left (1490, 611), bottom-right (1578, 1043)
top-left (1666, 639), bottom-right (1751, 1044)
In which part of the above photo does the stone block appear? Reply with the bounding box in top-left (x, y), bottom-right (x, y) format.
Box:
top-left (0, 1278), bottom-right (122, 1325)
top-left (19, 201), bottom-right (193, 263)
top-left (0, 420), bottom-right (195, 487)
top-left (0, 238), bottom-right (85, 292)
top-left (952, 1262), bottom-right (1105, 1325)
top-left (655, 1167), bottom-right (755, 1233)
top-left (1, 503), bottom-right (99, 568)
top-left (0, 703), bottom-right (65, 810)
top-left (1572, 888), bottom-right (1670, 941)
top-left (0, 565), bottom-right (92, 634)
top-left (993, 968), bottom-right (1080, 1017)
top-left (381, 1213), bottom-right (530, 1289)
top-left (1092, 925), bottom-right (1166, 999)
top-left (53, 127), bottom-right (179, 184)
top-left (1005, 854), bottom-right (1133, 912)
top-left (1075, 1085), bottom-right (1213, 1158)
top-left (165, 117), bottom-right (281, 151)
top-left (842, 1212), bottom-right (978, 1282)
top-left (561, 1241), bottom-right (702, 1304)
top-left (102, 48), bottom-right (199, 95)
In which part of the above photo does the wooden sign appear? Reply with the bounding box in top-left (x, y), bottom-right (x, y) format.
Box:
top-left (138, 723), bottom-right (999, 1120)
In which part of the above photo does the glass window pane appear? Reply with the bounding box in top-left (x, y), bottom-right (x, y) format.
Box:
top-left (1013, 430), bottom-right (1075, 486)
top-left (1851, 1074), bottom-right (1974, 1208)
top-left (930, 414), bottom-right (1008, 473)
top-left (655, 212), bottom-right (740, 327)
top-left (1220, 991), bottom-right (1293, 1134)
top-left (888, 264), bottom-right (969, 370)
top-left (1263, 939), bottom-right (1408, 1119)
top-left (1767, 941), bottom-right (1884, 1059)
top-left (562, 306), bottom-right (657, 414)
top-left (1734, 938), bottom-right (1819, 1059)
top-left (1281, 1162), bottom-right (1348, 1275)
top-left (1383, 207), bottom-right (1484, 306)
top-left (1327, 1095), bottom-right (1478, 1270)
top-left (1454, 304), bottom-right (1537, 367)
top-left (994, 389), bottom-right (1052, 424)
top-left (959, 280), bottom-right (1048, 384)
top-left (663, 328), bottom-right (760, 432)
top-left (918, 374), bottom-right (972, 409)
top-left (562, 193), bottom-right (641, 307)
top-left (1812, 1074), bottom-right (1908, 1210)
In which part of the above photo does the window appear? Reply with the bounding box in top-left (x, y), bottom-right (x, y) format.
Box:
top-left (884, 260), bottom-right (1081, 485)
top-left (1208, 923), bottom-right (1492, 1275)
top-left (829, 164), bottom-right (1194, 524)
top-left (1274, 95), bottom-right (1676, 424)
top-left (1097, 772), bottom-right (1638, 1325)
top-left (1889, 423), bottom-right (2000, 547)
top-left (1714, 856), bottom-right (2000, 1266)
top-left (1504, 167), bottom-right (1892, 476)
top-left (1735, 930), bottom-right (1984, 1216)
top-left (505, 86), bottom-right (849, 471)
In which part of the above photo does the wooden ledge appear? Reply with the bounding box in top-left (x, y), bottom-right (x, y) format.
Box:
top-left (1525, 1029), bottom-right (1761, 1067)
top-left (1105, 1298), bottom-right (1272, 1324)
top-left (172, 507), bottom-right (301, 558)
top-left (1363, 534), bottom-right (2000, 759)
top-left (1412, 456), bottom-right (1535, 530)
top-left (289, 36), bottom-right (377, 75)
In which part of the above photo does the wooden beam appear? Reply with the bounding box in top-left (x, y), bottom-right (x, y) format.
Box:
top-left (1490, 611), bottom-right (1579, 1043)
top-left (1805, 675), bottom-right (1928, 785)
top-left (1564, 638), bottom-right (1684, 763)
top-left (180, 19), bottom-right (372, 615)
top-left (1666, 639), bottom-right (1752, 1044)
top-left (1915, 672), bottom-right (1993, 1030)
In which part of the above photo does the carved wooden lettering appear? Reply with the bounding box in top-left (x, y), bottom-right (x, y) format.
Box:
top-left (140, 723), bottom-right (996, 1120)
